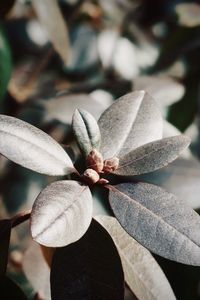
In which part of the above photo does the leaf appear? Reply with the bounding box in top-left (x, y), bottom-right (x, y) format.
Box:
top-left (96, 216), bottom-right (176, 300)
top-left (23, 242), bottom-right (51, 300)
top-left (0, 277), bottom-right (28, 300)
top-left (32, 0), bottom-right (70, 64)
top-left (50, 219), bottom-right (124, 300)
top-left (114, 135), bottom-right (190, 176)
top-left (0, 219), bottom-right (11, 277)
top-left (72, 109), bottom-right (101, 156)
top-left (67, 24), bottom-right (99, 73)
top-left (108, 182), bottom-right (200, 265)
top-left (43, 93), bottom-right (109, 124)
top-left (138, 157), bottom-right (200, 210)
top-left (98, 91), bottom-right (163, 159)
top-left (0, 115), bottom-right (75, 176)
top-left (133, 76), bottom-right (185, 107)
top-left (40, 245), bottom-right (55, 267)
top-left (0, 26), bottom-right (12, 102)
top-left (175, 3), bottom-right (200, 28)
top-left (31, 180), bottom-right (93, 247)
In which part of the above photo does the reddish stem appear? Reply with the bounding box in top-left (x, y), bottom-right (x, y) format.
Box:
top-left (11, 210), bottom-right (31, 228)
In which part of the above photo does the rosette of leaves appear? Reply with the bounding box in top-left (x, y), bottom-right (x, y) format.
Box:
top-left (1, 90), bottom-right (200, 299)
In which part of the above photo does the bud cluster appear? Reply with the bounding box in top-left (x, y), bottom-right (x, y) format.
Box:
top-left (82, 149), bottom-right (119, 185)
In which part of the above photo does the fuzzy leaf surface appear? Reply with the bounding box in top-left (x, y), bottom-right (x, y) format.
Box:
top-left (50, 219), bottom-right (124, 300)
top-left (98, 91), bottom-right (163, 159)
top-left (108, 182), bottom-right (200, 265)
top-left (0, 115), bottom-right (75, 176)
top-left (96, 216), bottom-right (176, 300)
top-left (31, 180), bottom-right (93, 247)
top-left (115, 135), bottom-right (190, 176)
top-left (32, 0), bottom-right (70, 64)
top-left (72, 109), bottom-right (101, 156)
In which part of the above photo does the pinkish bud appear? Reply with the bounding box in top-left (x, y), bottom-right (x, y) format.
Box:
top-left (83, 168), bottom-right (100, 185)
top-left (98, 178), bottom-right (109, 185)
top-left (103, 157), bottom-right (119, 173)
top-left (86, 149), bottom-right (104, 173)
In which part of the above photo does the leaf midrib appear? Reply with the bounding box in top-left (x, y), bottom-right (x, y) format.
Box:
top-left (115, 96), bottom-right (144, 158)
top-left (0, 129), bottom-right (72, 171)
top-left (109, 185), bottom-right (200, 252)
top-left (116, 142), bottom-right (173, 170)
top-left (33, 185), bottom-right (88, 239)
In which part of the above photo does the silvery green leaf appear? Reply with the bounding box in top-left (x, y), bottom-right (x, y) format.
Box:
top-left (32, 0), bottom-right (70, 64)
top-left (115, 135), bottom-right (190, 176)
top-left (0, 115), bottom-right (75, 176)
top-left (31, 180), bottom-right (93, 247)
top-left (175, 3), bottom-right (200, 28)
top-left (133, 76), bottom-right (185, 107)
top-left (23, 242), bottom-right (51, 300)
top-left (108, 182), bottom-right (200, 265)
top-left (141, 157), bottom-right (200, 210)
top-left (98, 91), bottom-right (163, 159)
top-left (96, 216), bottom-right (176, 300)
top-left (72, 109), bottom-right (101, 156)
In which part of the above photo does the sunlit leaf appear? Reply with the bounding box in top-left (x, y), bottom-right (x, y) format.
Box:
top-left (133, 76), bottom-right (185, 107)
top-left (98, 91), bottom-right (163, 159)
top-left (43, 93), bottom-right (108, 124)
top-left (50, 219), bottom-right (124, 299)
top-left (23, 242), bottom-right (51, 300)
top-left (115, 135), bottom-right (190, 176)
top-left (139, 157), bottom-right (200, 210)
top-left (96, 216), bottom-right (176, 300)
top-left (31, 180), bottom-right (93, 247)
top-left (32, 0), bottom-right (70, 64)
top-left (108, 182), bottom-right (200, 265)
top-left (0, 115), bottom-right (75, 176)
top-left (72, 109), bottom-right (101, 156)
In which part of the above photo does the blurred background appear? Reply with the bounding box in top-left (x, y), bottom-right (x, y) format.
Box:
top-left (1, 0), bottom-right (200, 299)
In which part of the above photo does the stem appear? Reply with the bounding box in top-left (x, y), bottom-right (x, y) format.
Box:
top-left (11, 210), bottom-right (31, 228)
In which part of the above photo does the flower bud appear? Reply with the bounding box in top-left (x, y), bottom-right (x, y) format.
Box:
top-left (98, 178), bottom-right (109, 185)
top-left (86, 149), bottom-right (104, 173)
top-left (103, 157), bottom-right (119, 173)
top-left (83, 168), bottom-right (100, 185)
